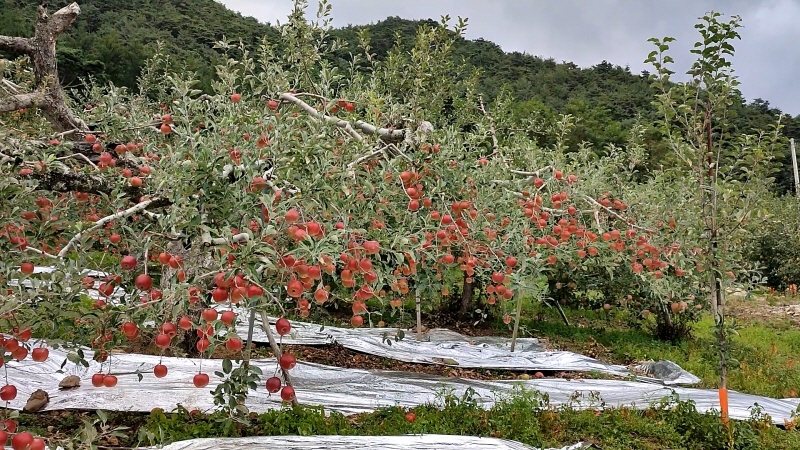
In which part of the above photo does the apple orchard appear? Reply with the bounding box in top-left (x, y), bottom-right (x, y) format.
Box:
top-left (0, 2), bottom-right (713, 446)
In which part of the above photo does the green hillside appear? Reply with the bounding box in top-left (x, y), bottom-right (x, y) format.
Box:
top-left (1, 0), bottom-right (798, 192)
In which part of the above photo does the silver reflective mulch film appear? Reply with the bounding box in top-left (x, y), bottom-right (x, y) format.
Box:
top-left (221, 309), bottom-right (700, 385)
top-left (3, 343), bottom-right (798, 424)
top-left (140, 435), bottom-right (598, 450)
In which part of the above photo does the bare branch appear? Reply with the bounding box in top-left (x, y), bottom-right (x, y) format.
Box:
top-left (279, 93), bottom-right (365, 142)
top-left (346, 144), bottom-right (388, 174)
top-left (0, 92), bottom-right (43, 113)
top-left (209, 233), bottom-right (250, 246)
top-left (55, 152), bottom-right (99, 171)
top-left (0, 35), bottom-right (32, 54)
top-left (278, 93), bottom-right (409, 142)
top-left (580, 195), bottom-right (653, 232)
top-left (36, 3), bottom-right (81, 36)
top-left (58, 198), bottom-right (161, 257)
top-left (509, 166), bottom-right (554, 178)
top-left (353, 120), bottom-right (408, 141)
top-left (25, 246), bottom-right (58, 260)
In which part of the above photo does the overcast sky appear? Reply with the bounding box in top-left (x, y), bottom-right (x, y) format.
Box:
top-left (219, 0), bottom-right (800, 116)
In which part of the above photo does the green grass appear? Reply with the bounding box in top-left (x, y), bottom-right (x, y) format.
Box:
top-left (513, 303), bottom-right (800, 399)
top-left (15, 388), bottom-right (799, 450)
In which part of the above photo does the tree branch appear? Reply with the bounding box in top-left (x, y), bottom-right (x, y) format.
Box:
top-left (38, 3), bottom-right (81, 36)
top-left (580, 195), bottom-right (653, 232)
top-left (58, 198), bottom-right (160, 257)
top-left (0, 92), bottom-right (43, 113)
top-left (208, 233), bottom-right (250, 246)
top-left (277, 93), bottom-right (410, 142)
top-left (0, 35), bottom-right (32, 54)
top-left (258, 310), bottom-right (299, 407)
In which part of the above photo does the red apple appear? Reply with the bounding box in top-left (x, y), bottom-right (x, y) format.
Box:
top-left (120, 255), bottom-right (137, 270)
top-left (91, 373), bottom-right (106, 387)
top-left (11, 431), bottom-right (33, 450)
top-left (280, 385), bottom-right (295, 402)
top-left (31, 348), bottom-right (48, 362)
top-left (193, 373), bottom-right (210, 388)
top-left (279, 353), bottom-right (296, 370)
top-left (265, 376), bottom-right (282, 393)
top-left (153, 364), bottom-right (168, 378)
top-left (103, 375), bottom-right (118, 387)
top-left (275, 318), bottom-right (291, 336)
top-left (20, 263), bottom-right (34, 275)
top-left (202, 308), bottom-right (218, 322)
top-left (0, 385), bottom-right (17, 401)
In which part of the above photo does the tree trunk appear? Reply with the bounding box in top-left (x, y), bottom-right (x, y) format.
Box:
top-left (459, 277), bottom-right (474, 316)
top-left (0, 3), bottom-right (87, 133)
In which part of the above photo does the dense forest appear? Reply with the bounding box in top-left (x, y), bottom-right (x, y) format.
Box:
top-left (1, 0), bottom-right (798, 193)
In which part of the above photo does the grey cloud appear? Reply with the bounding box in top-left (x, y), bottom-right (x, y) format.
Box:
top-left (221, 0), bottom-right (800, 115)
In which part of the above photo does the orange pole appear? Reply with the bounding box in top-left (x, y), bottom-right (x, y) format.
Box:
top-left (719, 388), bottom-right (729, 424)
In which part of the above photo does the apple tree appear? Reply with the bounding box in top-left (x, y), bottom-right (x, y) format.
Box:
top-left (0, 1), bottom-right (705, 441)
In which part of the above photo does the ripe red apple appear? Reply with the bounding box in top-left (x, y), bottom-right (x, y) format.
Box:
top-left (109, 233), bottom-right (122, 244)
top-left (284, 209), bottom-right (300, 223)
top-left (0, 430), bottom-right (7, 445)
top-left (20, 263), bottom-right (34, 275)
top-left (225, 337), bottom-right (243, 351)
top-left (135, 273), bottom-right (153, 291)
top-left (130, 176), bottom-right (143, 187)
top-left (30, 438), bottom-right (45, 450)
top-left (220, 311), bottom-right (236, 325)
top-left (153, 364), bottom-right (168, 378)
top-left (196, 338), bottom-right (210, 352)
top-left (275, 318), bottom-right (291, 336)
top-left (3, 338), bottom-right (19, 352)
top-left (91, 373), bottom-right (106, 387)
top-left (405, 412), bottom-right (416, 423)
top-left (16, 328), bottom-right (31, 342)
top-left (247, 284), bottom-right (264, 297)
top-left (230, 93), bottom-right (242, 103)
top-left (280, 385), bottom-right (295, 402)
top-left (12, 347), bottom-right (27, 361)
top-left (202, 308), bottom-right (218, 322)
top-left (157, 252), bottom-right (171, 265)
top-left (103, 375), bottom-right (118, 387)
top-left (31, 347), bottom-right (49, 362)
top-left (122, 321), bottom-right (139, 339)
top-left (0, 385), bottom-right (17, 401)
top-left (3, 419), bottom-right (17, 433)
top-left (193, 373), bottom-right (210, 388)
top-left (279, 353), bottom-right (296, 370)
top-left (350, 315), bottom-right (363, 327)
top-left (120, 255), bottom-right (137, 270)
top-left (11, 431), bottom-right (33, 450)
top-left (154, 333), bottom-right (171, 349)
top-left (265, 376), bottom-right (282, 393)
top-left (212, 287), bottom-right (228, 303)
top-left (178, 316), bottom-right (193, 330)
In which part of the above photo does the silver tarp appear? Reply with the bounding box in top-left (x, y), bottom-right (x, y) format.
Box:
top-left (3, 343), bottom-right (797, 424)
top-left (218, 309), bottom-right (700, 385)
top-left (141, 435), bottom-right (597, 450)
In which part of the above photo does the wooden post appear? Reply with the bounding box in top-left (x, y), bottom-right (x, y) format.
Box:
top-left (415, 285), bottom-right (423, 340)
top-left (791, 138), bottom-right (799, 198)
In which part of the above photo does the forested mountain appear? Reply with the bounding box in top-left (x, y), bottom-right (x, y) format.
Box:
top-left (2, 0), bottom-right (798, 192)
